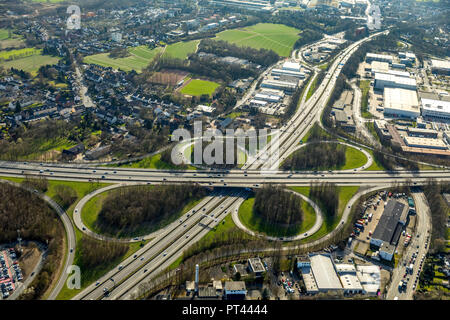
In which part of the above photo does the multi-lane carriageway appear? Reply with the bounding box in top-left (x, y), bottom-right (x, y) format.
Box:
top-left (3, 31), bottom-right (448, 300)
top-left (0, 161), bottom-right (449, 186)
top-left (73, 189), bottom-right (247, 300)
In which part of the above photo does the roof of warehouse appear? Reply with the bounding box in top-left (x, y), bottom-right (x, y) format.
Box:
top-left (383, 87), bottom-right (419, 113)
top-left (372, 200), bottom-right (407, 244)
top-left (309, 254), bottom-right (342, 290)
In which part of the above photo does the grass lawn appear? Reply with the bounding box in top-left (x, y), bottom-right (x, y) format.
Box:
top-left (81, 185), bottom-right (206, 238)
top-left (289, 186), bottom-right (359, 243)
top-left (83, 46), bottom-right (163, 73)
top-left (115, 153), bottom-right (197, 170)
top-left (0, 52), bottom-right (60, 76)
top-left (163, 40), bottom-right (199, 60)
top-left (363, 148), bottom-right (386, 171)
top-left (285, 143), bottom-right (367, 170)
top-left (0, 29), bottom-right (24, 49)
top-left (238, 196), bottom-right (317, 237)
top-left (305, 76), bottom-right (318, 101)
top-left (359, 80), bottom-right (374, 119)
top-left (214, 23), bottom-right (301, 57)
top-left (180, 79), bottom-right (220, 97)
top-left (341, 146), bottom-right (368, 170)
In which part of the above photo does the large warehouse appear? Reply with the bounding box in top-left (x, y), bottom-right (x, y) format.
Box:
top-left (370, 200), bottom-right (409, 261)
top-left (366, 53), bottom-right (393, 64)
top-left (421, 98), bottom-right (450, 120)
top-left (309, 254), bottom-right (343, 292)
top-left (374, 73), bottom-right (416, 91)
top-left (383, 87), bottom-right (420, 119)
top-left (431, 59), bottom-right (450, 75)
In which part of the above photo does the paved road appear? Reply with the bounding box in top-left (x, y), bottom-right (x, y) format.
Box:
top-left (386, 191), bottom-right (432, 300)
top-left (231, 189), bottom-right (324, 241)
top-left (1, 162), bottom-right (449, 186)
top-left (289, 140), bottom-right (374, 171)
top-left (0, 180), bottom-right (76, 301)
top-left (72, 189), bottom-right (247, 300)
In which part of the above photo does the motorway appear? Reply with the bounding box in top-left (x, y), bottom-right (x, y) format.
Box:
top-left (0, 162), bottom-right (449, 186)
top-left (2, 31), bottom-right (446, 300)
top-left (72, 188), bottom-right (247, 300)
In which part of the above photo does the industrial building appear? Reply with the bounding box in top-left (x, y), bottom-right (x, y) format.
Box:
top-left (431, 59), bottom-right (450, 75)
top-left (281, 61), bottom-right (301, 72)
top-left (369, 61), bottom-right (389, 74)
top-left (297, 254), bottom-right (380, 295)
top-left (224, 281), bottom-right (247, 300)
top-left (254, 92), bottom-right (282, 103)
top-left (366, 53), bottom-right (393, 64)
top-left (261, 79), bottom-right (297, 92)
top-left (370, 200), bottom-right (409, 261)
top-left (383, 87), bottom-right (420, 119)
top-left (211, 0), bottom-right (273, 11)
top-left (356, 265), bottom-right (381, 295)
top-left (421, 98), bottom-right (450, 120)
top-left (271, 68), bottom-right (305, 79)
top-left (309, 254), bottom-right (343, 292)
top-left (403, 136), bottom-right (448, 150)
top-left (406, 127), bottom-right (438, 138)
top-left (335, 264), bottom-right (364, 295)
top-left (374, 73), bottom-right (416, 91)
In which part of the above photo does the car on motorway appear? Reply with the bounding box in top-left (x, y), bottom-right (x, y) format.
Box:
top-left (133, 254), bottom-right (137, 259)
top-left (96, 281), bottom-right (100, 286)
top-left (118, 265), bottom-right (123, 270)
top-left (163, 252), bottom-right (167, 256)
top-left (140, 257), bottom-right (144, 261)
top-left (144, 269), bottom-right (148, 273)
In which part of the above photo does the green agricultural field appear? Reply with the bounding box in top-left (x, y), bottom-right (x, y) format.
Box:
top-left (0, 47), bottom-right (41, 60)
top-left (163, 40), bottom-right (199, 60)
top-left (0, 29), bottom-right (10, 40)
top-left (180, 79), bottom-right (220, 97)
top-left (214, 23), bottom-right (301, 57)
top-left (83, 46), bottom-right (163, 73)
top-left (0, 53), bottom-right (60, 76)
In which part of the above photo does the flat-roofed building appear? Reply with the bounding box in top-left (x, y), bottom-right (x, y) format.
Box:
top-left (261, 79), bottom-right (297, 92)
top-left (374, 73), bottom-right (416, 91)
top-left (254, 93), bottom-right (282, 103)
top-left (356, 265), bottom-right (380, 295)
top-left (282, 61), bottom-right (301, 72)
top-left (309, 253), bottom-right (343, 292)
top-left (370, 200), bottom-right (409, 260)
top-left (196, 104), bottom-right (216, 115)
top-left (366, 53), bottom-right (393, 64)
top-left (431, 59), bottom-right (450, 75)
top-left (370, 61), bottom-right (389, 73)
top-left (300, 265), bottom-right (319, 294)
top-left (335, 264), bottom-right (364, 294)
top-left (383, 88), bottom-right (420, 119)
top-left (224, 281), bottom-right (247, 300)
top-left (403, 136), bottom-right (448, 150)
top-left (421, 98), bottom-right (450, 120)
top-left (271, 68), bottom-right (305, 78)
top-left (406, 127), bottom-right (438, 138)
top-left (247, 257), bottom-right (265, 277)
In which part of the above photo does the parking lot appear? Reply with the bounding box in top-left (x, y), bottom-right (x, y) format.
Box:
top-left (0, 248), bottom-right (23, 300)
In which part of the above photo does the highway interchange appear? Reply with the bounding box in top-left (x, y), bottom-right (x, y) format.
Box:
top-left (1, 30), bottom-right (448, 300)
